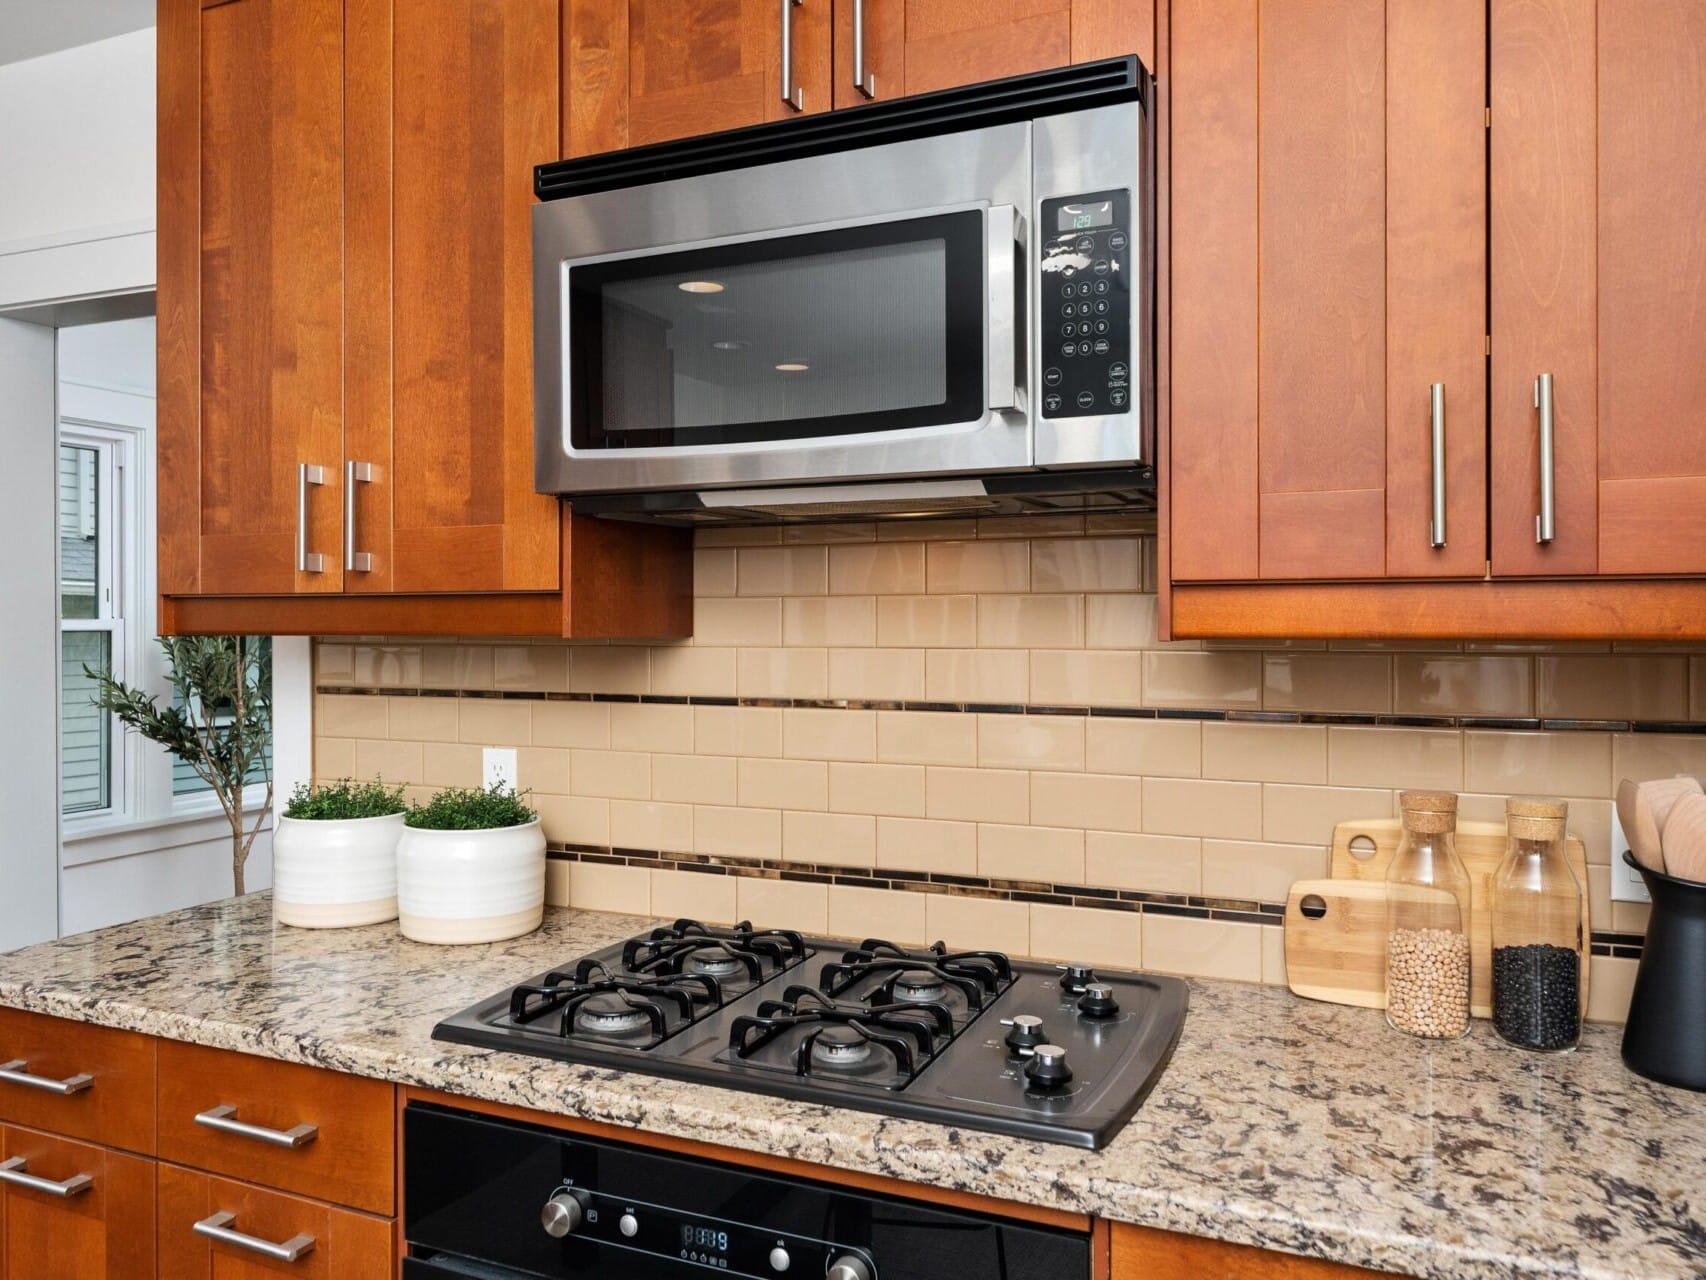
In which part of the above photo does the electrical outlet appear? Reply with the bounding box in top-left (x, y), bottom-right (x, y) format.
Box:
top-left (1608, 802), bottom-right (1652, 904)
top-left (482, 747), bottom-right (518, 791)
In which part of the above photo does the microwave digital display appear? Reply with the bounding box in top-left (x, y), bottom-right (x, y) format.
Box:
top-left (1057, 201), bottom-right (1113, 231)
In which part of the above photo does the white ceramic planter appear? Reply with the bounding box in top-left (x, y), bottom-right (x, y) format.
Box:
top-left (272, 812), bottom-right (405, 929)
top-left (396, 818), bottom-right (546, 945)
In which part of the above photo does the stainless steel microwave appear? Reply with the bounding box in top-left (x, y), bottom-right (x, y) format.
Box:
top-left (532, 58), bottom-right (1152, 524)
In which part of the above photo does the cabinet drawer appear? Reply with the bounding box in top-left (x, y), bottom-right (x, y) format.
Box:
top-left (157, 1040), bottom-right (395, 1215)
top-left (0, 1124), bottom-right (155, 1280)
top-left (0, 1009), bottom-right (155, 1155)
top-left (158, 1163), bottom-right (394, 1280)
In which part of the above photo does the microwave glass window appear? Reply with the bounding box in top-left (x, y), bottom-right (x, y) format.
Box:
top-left (567, 211), bottom-right (985, 449)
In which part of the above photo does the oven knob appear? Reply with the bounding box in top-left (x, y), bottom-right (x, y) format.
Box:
top-left (1000, 1014), bottom-right (1048, 1055)
top-left (541, 1188), bottom-right (588, 1238)
top-left (1057, 963), bottom-right (1096, 995)
top-left (1078, 982), bottom-right (1120, 1019)
top-left (827, 1256), bottom-right (874, 1280)
top-left (619, 1212), bottom-right (639, 1238)
top-left (769, 1244), bottom-right (792, 1271)
top-left (1024, 1044), bottom-right (1073, 1090)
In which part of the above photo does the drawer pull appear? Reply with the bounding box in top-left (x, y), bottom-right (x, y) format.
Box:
top-left (194, 1211), bottom-right (317, 1263)
top-left (0, 1156), bottom-right (93, 1198)
top-left (194, 1104), bottom-right (318, 1148)
top-left (0, 1059), bottom-right (94, 1095)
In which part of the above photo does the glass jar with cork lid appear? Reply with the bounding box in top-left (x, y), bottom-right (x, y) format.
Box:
top-left (1385, 791), bottom-right (1473, 1039)
top-left (1491, 797), bottom-right (1584, 1053)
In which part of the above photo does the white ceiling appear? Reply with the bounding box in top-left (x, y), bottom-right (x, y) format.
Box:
top-left (0, 0), bottom-right (155, 67)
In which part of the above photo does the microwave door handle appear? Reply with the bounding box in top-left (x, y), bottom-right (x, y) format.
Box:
top-left (986, 204), bottom-right (1021, 411)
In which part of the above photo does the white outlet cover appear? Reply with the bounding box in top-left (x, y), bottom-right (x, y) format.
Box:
top-left (483, 747), bottom-right (518, 790)
top-left (1608, 803), bottom-right (1652, 904)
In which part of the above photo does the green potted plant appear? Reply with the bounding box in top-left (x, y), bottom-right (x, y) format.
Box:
top-left (396, 784), bottom-right (545, 944)
top-left (90, 636), bottom-right (270, 897)
top-left (273, 779), bottom-right (409, 929)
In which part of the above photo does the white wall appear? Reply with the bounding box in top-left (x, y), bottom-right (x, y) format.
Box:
top-left (0, 29), bottom-right (155, 308)
top-left (59, 314), bottom-right (156, 392)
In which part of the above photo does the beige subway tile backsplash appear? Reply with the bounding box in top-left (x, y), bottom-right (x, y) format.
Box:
top-left (319, 524), bottom-right (1704, 1003)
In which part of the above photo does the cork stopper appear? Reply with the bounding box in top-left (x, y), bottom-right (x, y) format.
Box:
top-left (1399, 790), bottom-right (1459, 835)
top-left (1507, 795), bottom-right (1568, 842)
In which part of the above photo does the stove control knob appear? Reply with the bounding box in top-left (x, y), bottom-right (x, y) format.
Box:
top-left (1000, 1014), bottom-right (1048, 1055)
top-left (541, 1189), bottom-right (588, 1239)
top-left (1024, 1044), bottom-right (1073, 1091)
top-left (769, 1244), bottom-right (792, 1271)
top-left (1078, 983), bottom-right (1121, 1019)
top-left (619, 1212), bottom-right (639, 1238)
top-left (827, 1256), bottom-right (874, 1280)
top-left (1056, 963), bottom-right (1096, 995)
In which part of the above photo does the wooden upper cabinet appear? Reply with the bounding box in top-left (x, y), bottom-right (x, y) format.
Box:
top-left (158, 0), bottom-right (347, 597)
top-left (1170, 0), bottom-right (1487, 584)
top-left (566, 0), bottom-right (831, 155)
top-left (360, 0), bottom-right (564, 593)
top-left (1491, 0), bottom-right (1706, 578)
top-left (832, 1), bottom-right (1153, 109)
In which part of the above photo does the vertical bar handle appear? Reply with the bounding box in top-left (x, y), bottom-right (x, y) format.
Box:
top-left (296, 463), bottom-right (326, 573)
top-left (985, 204), bottom-right (1020, 411)
top-left (781, 0), bottom-right (804, 111)
top-left (1428, 382), bottom-right (1447, 548)
top-left (344, 461), bottom-right (375, 573)
top-left (1534, 373), bottom-right (1556, 544)
top-left (853, 0), bottom-right (876, 98)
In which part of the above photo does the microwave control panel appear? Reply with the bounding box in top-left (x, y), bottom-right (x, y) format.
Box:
top-left (1038, 188), bottom-right (1132, 420)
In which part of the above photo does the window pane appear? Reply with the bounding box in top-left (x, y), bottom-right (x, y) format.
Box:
top-left (61, 630), bottom-right (111, 813)
top-left (58, 444), bottom-right (99, 619)
top-left (173, 637), bottom-right (273, 796)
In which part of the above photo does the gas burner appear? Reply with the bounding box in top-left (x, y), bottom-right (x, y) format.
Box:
top-left (622, 919), bottom-right (809, 988)
top-left (890, 969), bottom-right (950, 1004)
top-left (682, 948), bottom-right (747, 979)
top-left (809, 1024), bottom-right (875, 1070)
top-left (573, 993), bottom-right (654, 1037)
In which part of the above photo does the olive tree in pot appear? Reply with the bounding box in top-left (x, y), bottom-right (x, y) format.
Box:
top-left (90, 636), bottom-right (271, 896)
top-left (396, 784), bottom-right (545, 944)
top-left (274, 780), bottom-right (409, 929)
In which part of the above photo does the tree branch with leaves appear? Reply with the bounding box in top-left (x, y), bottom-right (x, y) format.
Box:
top-left (89, 636), bottom-right (273, 896)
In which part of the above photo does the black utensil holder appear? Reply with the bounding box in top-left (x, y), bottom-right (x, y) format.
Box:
top-left (1621, 851), bottom-right (1706, 1091)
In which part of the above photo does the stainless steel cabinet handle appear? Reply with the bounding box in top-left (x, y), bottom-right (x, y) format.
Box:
top-left (780, 0), bottom-right (804, 111)
top-left (986, 204), bottom-right (1020, 411)
top-left (193, 1212), bottom-right (317, 1263)
top-left (296, 463), bottom-right (327, 573)
top-left (344, 460), bottom-right (375, 573)
top-left (194, 1104), bottom-right (319, 1149)
top-left (0, 1157), bottom-right (93, 1198)
top-left (852, 0), bottom-right (876, 97)
top-left (1429, 382), bottom-right (1447, 548)
top-left (0, 1059), bottom-right (93, 1095)
top-left (1534, 372), bottom-right (1556, 544)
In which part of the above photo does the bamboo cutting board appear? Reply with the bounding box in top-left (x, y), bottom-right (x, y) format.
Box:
top-left (1316, 818), bottom-right (1591, 1019)
top-left (1283, 879), bottom-right (1390, 1009)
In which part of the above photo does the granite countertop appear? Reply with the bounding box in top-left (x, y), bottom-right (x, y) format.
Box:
top-left (0, 896), bottom-right (1700, 1280)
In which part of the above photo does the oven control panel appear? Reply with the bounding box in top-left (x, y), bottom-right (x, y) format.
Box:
top-left (1038, 188), bottom-right (1133, 420)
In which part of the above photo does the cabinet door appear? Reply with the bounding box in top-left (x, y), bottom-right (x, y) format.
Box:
top-left (349, 0), bottom-right (565, 593)
top-left (567, 0), bottom-right (831, 155)
top-left (158, 0), bottom-right (346, 597)
top-left (1169, 0), bottom-right (1486, 583)
top-left (1491, 0), bottom-right (1706, 576)
top-left (158, 1165), bottom-right (393, 1280)
top-left (1111, 1222), bottom-right (1382, 1278)
top-left (834, 1), bottom-right (1147, 108)
top-left (0, 1127), bottom-right (153, 1280)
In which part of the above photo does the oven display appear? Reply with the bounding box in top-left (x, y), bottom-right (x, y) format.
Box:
top-left (1057, 200), bottom-right (1113, 231)
top-left (682, 1224), bottom-right (730, 1253)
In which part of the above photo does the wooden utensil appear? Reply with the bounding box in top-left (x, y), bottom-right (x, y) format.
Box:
top-left (1329, 818), bottom-right (1590, 1020)
top-left (1660, 792), bottom-right (1706, 884)
top-left (1619, 776), bottom-right (1703, 873)
top-left (1283, 880), bottom-right (1389, 1009)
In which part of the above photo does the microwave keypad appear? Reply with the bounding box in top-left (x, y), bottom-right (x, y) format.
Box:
top-left (1039, 189), bottom-right (1132, 419)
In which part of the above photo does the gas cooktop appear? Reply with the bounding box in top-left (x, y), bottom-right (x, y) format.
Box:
top-left (433, 919), bottom-right (1188, 1149)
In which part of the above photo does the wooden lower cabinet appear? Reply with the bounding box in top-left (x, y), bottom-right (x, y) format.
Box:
top-left (0, 1126), bottom-right (154, 1280)
top-left (157, 1165), bottom-right (393, 1280)
top-left (1111, 1222), bottom-right (1384, 1279)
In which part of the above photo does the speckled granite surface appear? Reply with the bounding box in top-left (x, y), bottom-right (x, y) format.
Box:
top-left (0, 895), bottom-right (1701, 1280)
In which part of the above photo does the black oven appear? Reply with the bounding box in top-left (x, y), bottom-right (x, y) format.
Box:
top-left (404, 1102), bottom-right (1092, 1279)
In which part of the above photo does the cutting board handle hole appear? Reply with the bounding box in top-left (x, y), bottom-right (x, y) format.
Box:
top-left (1298, 894), bottom-right (1328, 919)
top-left (1347, 834), bottom-right (1379, 862)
